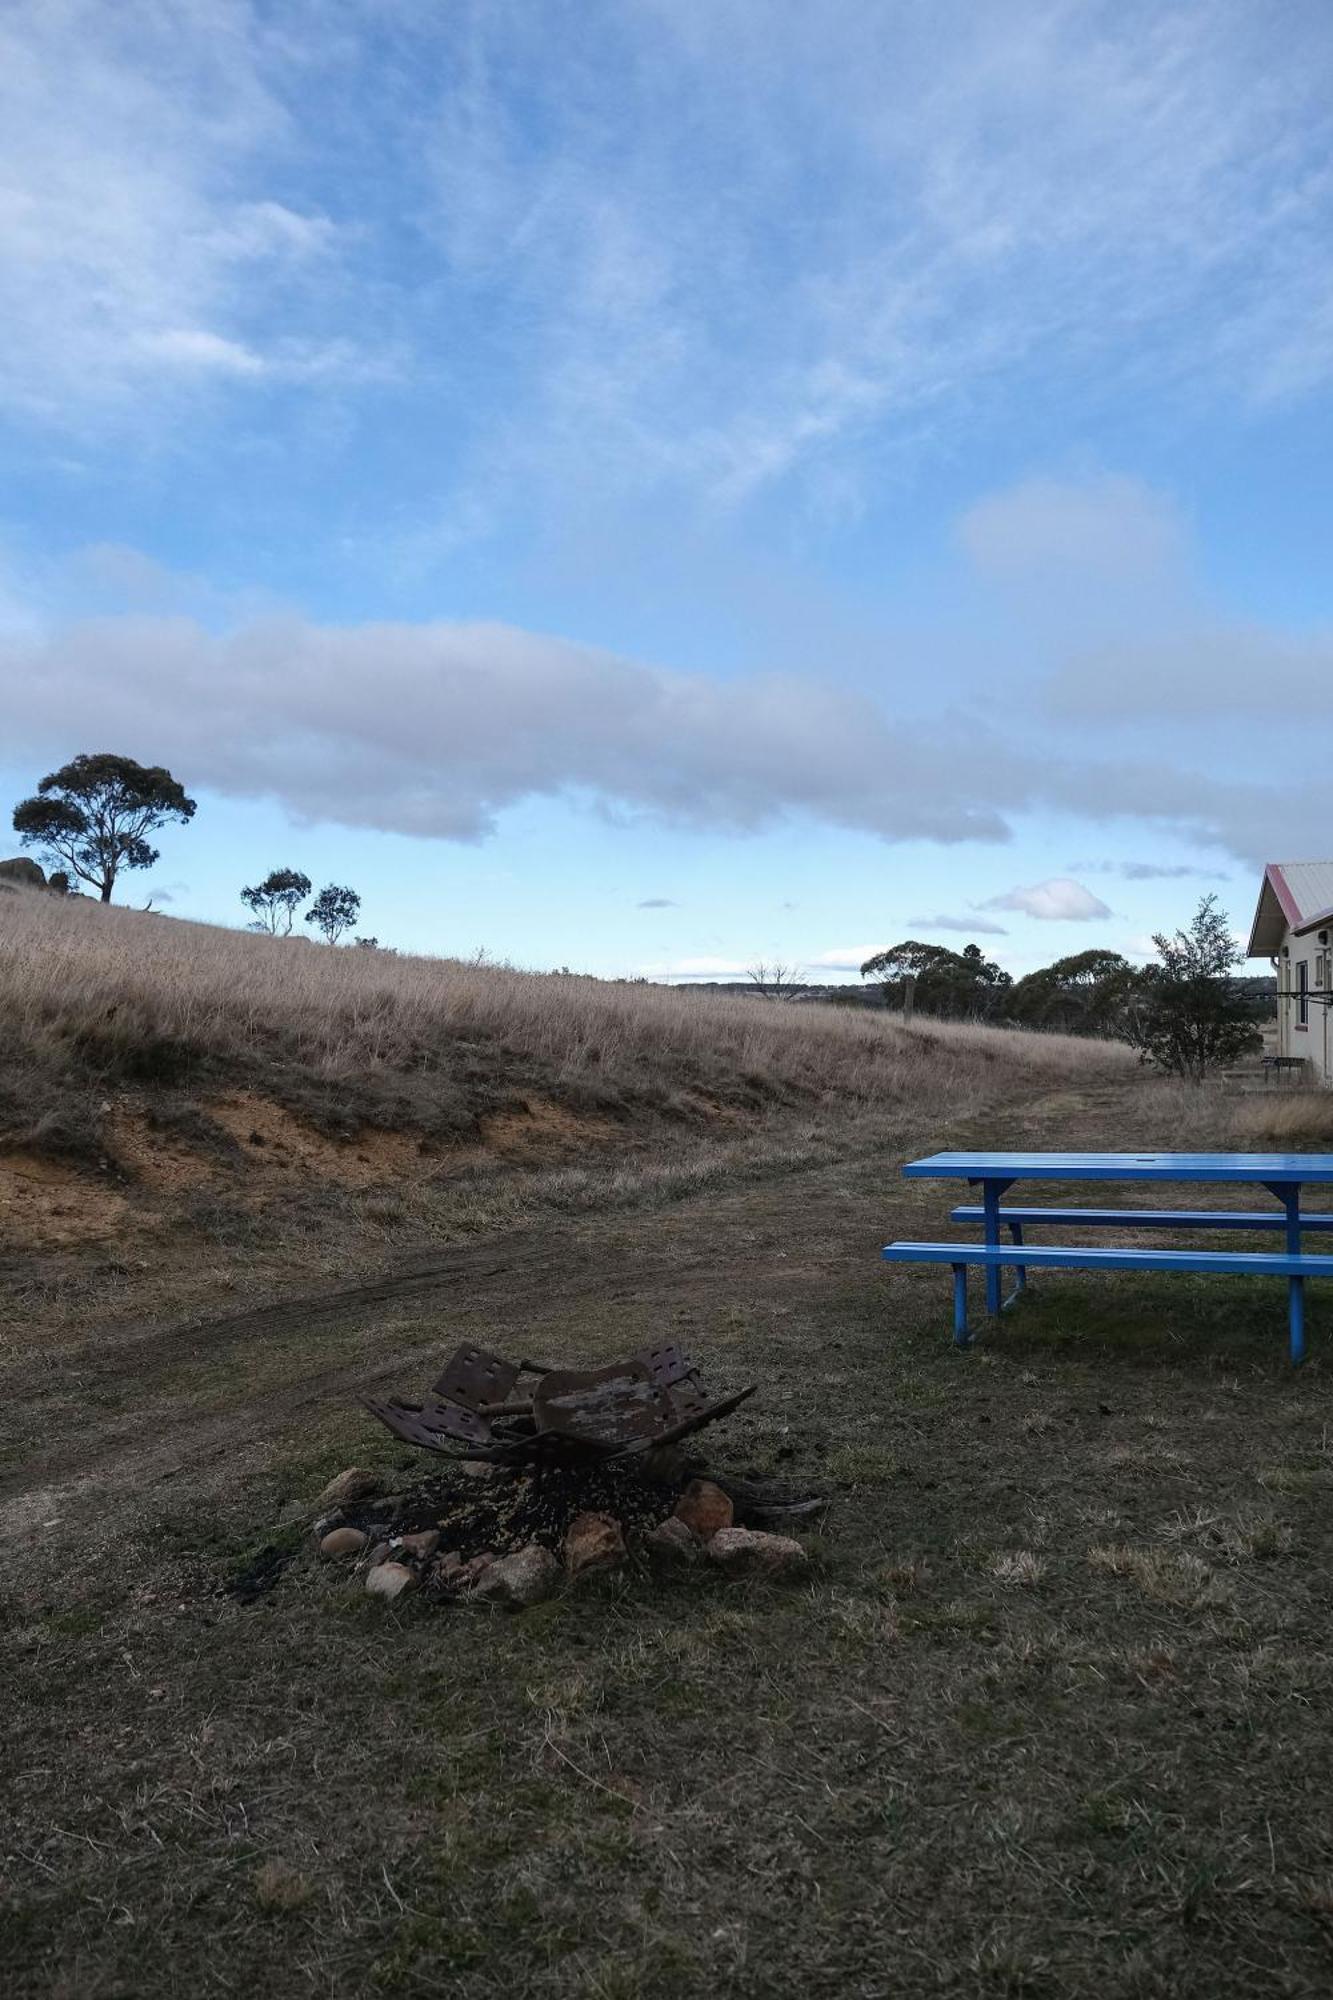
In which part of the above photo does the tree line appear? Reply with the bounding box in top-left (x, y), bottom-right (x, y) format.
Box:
top-left (9, 752), bottom-right (370, 944)
top-left (860, 896), bottom-right (1263, 1079)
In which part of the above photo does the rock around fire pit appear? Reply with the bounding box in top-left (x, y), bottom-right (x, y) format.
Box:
top-left (290, 1344), bottom-right (821, 1611)
top-left (311, 1462), bottom-right (813, 1609)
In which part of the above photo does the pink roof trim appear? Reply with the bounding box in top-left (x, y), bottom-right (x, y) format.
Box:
top-left (1267, 863), bottom-right (1302, 928)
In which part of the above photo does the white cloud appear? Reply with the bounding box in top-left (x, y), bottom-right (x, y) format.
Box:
top-left (908, 913), bottom-right (1009, 936)
top-left (958, 476), bottom-right (1186, 586)
top-left (981, 878), bottom-right (1113, 921)
top-left (807, 947), bottom-right (879, 970)
top-left (0, 603), bottom-right (1313, 864)
top-left (640, 957), bottom-right (752, 980)
top-left (1048, 624), bottom-right (1333, 719)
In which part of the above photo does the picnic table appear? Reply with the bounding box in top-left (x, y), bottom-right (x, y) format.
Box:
top-left (882, 1151), bottom-right (1333, 1363)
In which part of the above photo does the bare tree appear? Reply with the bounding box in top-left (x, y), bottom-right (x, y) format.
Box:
top-left (747, 960), bottom-right (801, 1001)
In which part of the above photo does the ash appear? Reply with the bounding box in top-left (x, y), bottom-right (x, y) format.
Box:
top-left (346, 1458), bottom-right (680, 1565)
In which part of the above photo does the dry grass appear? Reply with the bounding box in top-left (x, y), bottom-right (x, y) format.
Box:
top-left (0, 886), bottom-right (1130, 1152)
top-left (6, 1063), bottom-right (1333, 1996)
top-left (1138, 1080), bottom-right (1333, 1151)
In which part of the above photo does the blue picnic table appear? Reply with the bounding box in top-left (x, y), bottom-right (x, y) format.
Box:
top-left (882, 1151), bottom-right (1333, 1363)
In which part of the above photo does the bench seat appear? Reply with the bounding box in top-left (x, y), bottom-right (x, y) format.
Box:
top-left (881, 1239), bottom-right (1333, 1360)
top-left (883, 1242), bottom-right (1333, 1278)
top-left (949, 1204), bottom-right (1333, 1233)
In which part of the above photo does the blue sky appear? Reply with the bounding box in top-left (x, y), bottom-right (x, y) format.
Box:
top-left (4, 0), bottom-right (1333, 975)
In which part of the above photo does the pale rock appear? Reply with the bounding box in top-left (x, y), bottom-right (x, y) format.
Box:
top-left (395, 1530), bottom-right (440, 1561)
top-left (470, 1544), bottom-right (559, 1608)
top-left (314, 1468), bottom-right (382, 1509)
top-left (673, 1478), bottom-right (734, 1540)
top-left (319, 1527), bottom-right (368, 1560)
top-left (365, 1561), bottom-right (416, 1602)
top-left (564, 1511), bottom-right (627, 1579)
top-left (706, 1528), bottom-right (808, 1580)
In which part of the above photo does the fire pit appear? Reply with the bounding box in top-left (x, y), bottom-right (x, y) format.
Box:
top-left (286, 1344), bottom-right (820, 1611)
top-left (362, 1341), bottom-right (758, 1474)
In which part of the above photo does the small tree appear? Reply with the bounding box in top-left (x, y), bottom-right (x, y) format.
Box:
top-left (1128, 895), bottom-right (1262, 1079)
top-left (747, 959), bottom-right (801, 1000)
top-left (860, 939), bottom-right (1011, 1020)
top-left (1009, 949), bottom-right (1139, 1037)
top-left (12, 753), bottom-right (196, 903)
top-left (305, 883), bottom-right (361, 945)
top-left (241, 868), bottom-right (312, 936)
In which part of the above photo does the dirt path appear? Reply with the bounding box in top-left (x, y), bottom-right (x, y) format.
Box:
top-left (0, 1081), bottom-right (1147, 1536)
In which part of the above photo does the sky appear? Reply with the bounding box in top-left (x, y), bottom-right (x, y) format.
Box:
top-left (3, 0), bottom-right (1333, 977)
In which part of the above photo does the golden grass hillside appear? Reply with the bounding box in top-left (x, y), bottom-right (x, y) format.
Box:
top-left (0, 887), bottom-right (1137, 1323)
top-left (0, 885), bottom-right (1132, 1154)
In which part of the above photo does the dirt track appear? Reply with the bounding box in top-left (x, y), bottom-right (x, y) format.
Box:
top-left (0, 1079), bottom-right (1236, 1530)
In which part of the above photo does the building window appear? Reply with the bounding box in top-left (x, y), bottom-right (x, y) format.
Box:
top-left (1298, 958), bottom-right (1309, 1029)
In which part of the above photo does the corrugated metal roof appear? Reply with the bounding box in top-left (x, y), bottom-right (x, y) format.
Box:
top-left (1272, 862), bottom-right (1333, 927)
top-left (1249, 862), bottom-right (1333, 957)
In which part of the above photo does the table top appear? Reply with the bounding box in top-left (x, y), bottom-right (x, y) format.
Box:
top-left (902, 1151), bottom-right (1333, 1185)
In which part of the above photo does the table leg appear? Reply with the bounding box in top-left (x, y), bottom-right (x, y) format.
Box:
top-left (1290, 1278), bottom-right (1306, 1367)
top-left (1007, 1221), bottom-right (1028, 1302)
top-left (1264, 1181), bottom-right (1306, 1365)
top-left (982, 1177), bottom-right (1005, 1315)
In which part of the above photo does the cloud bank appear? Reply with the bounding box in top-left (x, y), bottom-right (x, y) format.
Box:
top-left (0, 608), bottom-right (1310, 863)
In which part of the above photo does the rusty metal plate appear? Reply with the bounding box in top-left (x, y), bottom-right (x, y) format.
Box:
top-left (430, 1345), bottom-right (521, 1412)
top-left (637, 1343), bottom-right (696, 1390)
top-left (533, 1360), bottom-right (673, 1450)
top-left (361, 1394), bottom-right (503, 1457)
top-left (364, 1339), bottom-right (757, 1466)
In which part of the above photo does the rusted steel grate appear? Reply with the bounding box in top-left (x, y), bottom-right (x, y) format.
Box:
top-left (363, 1342), bottom-right (755, 1468)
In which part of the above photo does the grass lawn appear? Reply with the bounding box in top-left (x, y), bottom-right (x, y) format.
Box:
top-left (5, 1079), bottom-right (1333, 1997)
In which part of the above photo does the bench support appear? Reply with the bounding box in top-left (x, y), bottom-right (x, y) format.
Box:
top-left (1006, 1221), bottom-right (1027, 1306)
top-left (952, 1263), bottom-right (970, 1346)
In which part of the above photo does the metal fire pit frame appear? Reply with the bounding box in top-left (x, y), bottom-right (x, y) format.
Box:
top-left (363, 1341), bottom-right (755, 1467)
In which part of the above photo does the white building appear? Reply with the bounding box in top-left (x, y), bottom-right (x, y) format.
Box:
top-left (1247, 861), bottom-right (1333, 1083)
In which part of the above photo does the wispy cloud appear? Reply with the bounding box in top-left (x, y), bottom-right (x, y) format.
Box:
top-left (414, 1), bottom-right (1333, 527)
top-left (0, 3), bottom-right (367, 425)
top-left (8, 2), bottom-right (1333, 501)
top-left (1068, 859), bottom-right (1225, 881)
top-left (636, 896), bottom-right (679, 909)
top-left (908, 914), bottom-right (1009, 937)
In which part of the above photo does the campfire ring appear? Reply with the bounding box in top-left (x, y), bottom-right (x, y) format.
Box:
top-left (363, 1342), bottom-right (756, 1471)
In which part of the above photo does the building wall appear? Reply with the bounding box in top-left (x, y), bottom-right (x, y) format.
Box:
top-left (1276, 928), bottom-right (1333, 1081)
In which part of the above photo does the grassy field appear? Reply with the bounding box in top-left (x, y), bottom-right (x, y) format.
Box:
top-left (4, 898), bottom-right (1333, 1997)
top-left (0, 889), bottom-right (1132, 1342)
